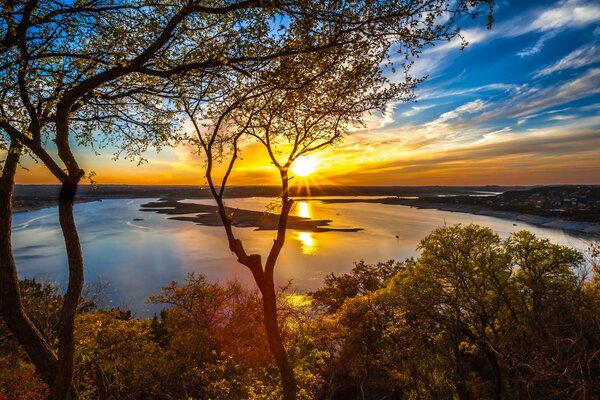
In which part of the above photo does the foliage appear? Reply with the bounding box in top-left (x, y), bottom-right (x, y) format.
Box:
top-left (316, 225), bottom-right (600, 399)
top-left (311, 259), bottom-right (407, 313)
top-left (0, 355), bottom-right (48, 400)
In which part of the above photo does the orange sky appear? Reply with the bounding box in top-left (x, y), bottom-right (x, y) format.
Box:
top-left (12, 117), bottom-right (600, 186)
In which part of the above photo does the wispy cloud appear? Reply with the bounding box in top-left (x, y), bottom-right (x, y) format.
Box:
top-left (515, 0), bottom-right (600, 57)
top-left (517, 32), bottom-right (556, 57)
top-left (531, 0), bottom-right (600, 32)
top-left (534, 43), bottom-right (600, 77)
top-left (418, 83), bottom-right (516, 101)
top-left (426, 99), bottom-right (488, 128)
top-left (323, 118), bottom-right (600, 185)
top-left (401, 104), bottom-right (435, 117)
top-left (475, 68), bottom-right (600, 123)
top-left (549, 114), bottom-right (576, 121)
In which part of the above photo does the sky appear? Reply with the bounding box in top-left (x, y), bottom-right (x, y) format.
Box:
top-left (15, 0), bottom-right (600, 186)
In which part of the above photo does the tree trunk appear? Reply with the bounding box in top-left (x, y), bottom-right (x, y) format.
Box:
top-left (208, 159), bottom-right (298, 398)
top-left (257, 168), bottom-right (297, 399)
top-left (52, 179), bottom-right (84, 400)
top-left (257, 276), bottom-right (297, 400)
top-left (453, 342), bottom-right (471, 400)
top-left (483, 345), bottom-right (503, 400)
top-left (0, 142), bottom-right (59, 388)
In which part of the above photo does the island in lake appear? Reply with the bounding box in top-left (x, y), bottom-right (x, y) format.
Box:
top-left (141, 200), bottom-right (362, 232)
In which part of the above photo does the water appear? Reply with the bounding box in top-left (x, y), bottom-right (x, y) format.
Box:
top-left (12, 198), bottom-right (596, 314)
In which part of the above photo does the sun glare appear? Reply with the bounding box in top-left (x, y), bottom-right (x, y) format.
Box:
top-left (298, 202), bottom-right (311, 218)
top-left (291, 156), bottom-right (318, 177)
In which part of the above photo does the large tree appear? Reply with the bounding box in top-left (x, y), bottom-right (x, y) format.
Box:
top-left (176, 1), bottom-right (494, 394)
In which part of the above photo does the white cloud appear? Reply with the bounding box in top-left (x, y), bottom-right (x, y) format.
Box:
top-left (418, 83), bottom-right (515, 101)
top-left (518, 107), bottom-right (573, 125)
top-left (531, 0), bottom-right (600, 32)
top-left (534, 43), bottom-right (600, 78)
top-left (549, 114), bottom-right (576, 121)
top-left (479, 126), bottom-right (513, 142)
top-left (469, 68), bottom-right (600, 124)
top-left (517, 32), bottom-right (556, 57)
top-left (393, 1), bottom-right (600, 78)
top-left (355, 101), bottom-right (400, 131)
top-left (552, 67), bottom-right (600, 101)
top-left (426, 99), bottom-right (488, 128)
top-left (401, 104), bottom-right (435, 117)
top-left (508, 1), bottom-right (600, 57)
top-left (440, 99), bottom-right (488, 120)
top-left (402, 29), bottom-right (490, 79)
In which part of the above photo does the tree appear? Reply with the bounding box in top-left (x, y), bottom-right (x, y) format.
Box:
top-left (409, 225), bottom-right (513, 400)
top-left (1, 2), bottom-right (193, 397)
top-left (177, 0), bottom-right (495, 394)
top-left (375, 225), bottom-right (598, 399)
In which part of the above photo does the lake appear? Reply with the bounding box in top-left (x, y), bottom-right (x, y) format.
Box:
top-left (12, 197), bottom-right (596, 314)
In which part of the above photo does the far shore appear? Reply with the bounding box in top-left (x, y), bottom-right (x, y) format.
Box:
top-left (11, 184), bottom-right (526, 213)
top-left (318, 197), bottom-right (600, 237)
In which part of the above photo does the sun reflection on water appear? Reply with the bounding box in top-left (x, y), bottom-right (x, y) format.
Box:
top-left (297, 231), bottom-right (318, 255)
top-left (297, 201), bottom-right (311, 218)
top-left (294, 201), bottom-right (318, 254)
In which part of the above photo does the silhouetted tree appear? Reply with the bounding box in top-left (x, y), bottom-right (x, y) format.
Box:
top-left (176, 1), bottom-right (495, 396)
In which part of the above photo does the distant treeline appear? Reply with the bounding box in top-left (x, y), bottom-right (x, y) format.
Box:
top-left (2, 224), bottom-right (599, 399)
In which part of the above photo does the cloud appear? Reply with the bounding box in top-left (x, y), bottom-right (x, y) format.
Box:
top-left (418, 83), bottom-right (516, 101)
top-left (426, 99), bottom-right (488, 128)
top-left (517, 32), bottom-right (556, 57)
top-left (405, 29), bottom-right (490, 79)
top-left (473, 68), bottom-right (600, 123)
top-left (401, 104), bottom-right (435, 117)
top-left (396, 1), bottom-right (600, 78)
top-left (353, 101), bottom-right (403, 131)
top-left (506, 1), bottom-right (600, 57)
top-left (517, 107), bottom-right (573, 125)
top-left (534, 43), bottom-right (600, 78)
top-left (479, 126), bottom-right (512, 142)
top-left (549, 114), bottom-right (576, 121)
top-left (531, 0), bottom-right (600, 32)
top-left (324, 120), bottom-right (600, 185)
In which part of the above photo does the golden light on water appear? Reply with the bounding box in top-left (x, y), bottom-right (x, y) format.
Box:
top-left (294, 201), bottom-right (318, 254)
top-left (298, 202), bottom-right (311, 219)
top-left (291, 156), bottom-right (318, 177)
top-left (297, 232), bottom-right (318, 255)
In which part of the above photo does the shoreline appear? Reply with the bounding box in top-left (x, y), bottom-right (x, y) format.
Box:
top-left (13, 198), bottom-right (101, 213)
top-left (319, 198), bottom-right (600, 237)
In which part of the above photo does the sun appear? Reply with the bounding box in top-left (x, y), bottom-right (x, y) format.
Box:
top-left (291, 156), bottom-right (319, 177)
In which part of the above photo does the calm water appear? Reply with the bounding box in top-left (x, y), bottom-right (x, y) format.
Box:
top-left (12, 198), bottom-right (596, 314)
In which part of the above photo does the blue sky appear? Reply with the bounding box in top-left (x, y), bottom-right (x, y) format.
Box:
top-left (17, 0), bottom-right (600, 186)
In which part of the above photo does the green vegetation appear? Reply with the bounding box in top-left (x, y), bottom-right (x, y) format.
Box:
top-left (2, 225), bottom-right (598, 399)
